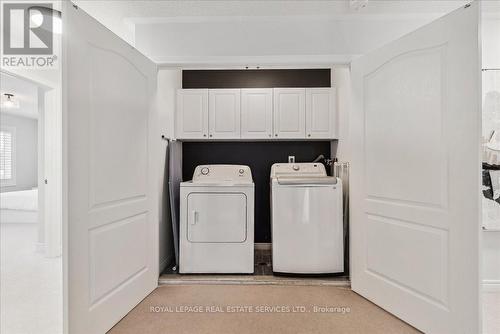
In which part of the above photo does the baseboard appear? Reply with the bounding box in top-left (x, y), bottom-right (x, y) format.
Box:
top-left (483, 280), bottom-right (500, 292)
top-left (255, 243), bottom-right (271, 251)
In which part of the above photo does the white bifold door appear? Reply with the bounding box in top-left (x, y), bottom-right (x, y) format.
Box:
top-left (63, 3), bottom-right (159, 334)
top-left (350, 2), bottom-right (481, 334)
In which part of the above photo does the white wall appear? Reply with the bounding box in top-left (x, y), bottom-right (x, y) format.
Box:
top-left (332, 66), bottom-right (351, 163)
top-left (0, 114), bottom-right (38, 192)
top-left (38, 88), bottom-right (46, 247)
top-left (481, 17), bottom-right (500, 144)
top-left (158, 69), bottom-right (181, 139)
top-left (157, 68), bottom-right (181, 272)
top-left (135, 16), bottom-right (435, 65)
top-left (482, 18), bottom-right (500, 70)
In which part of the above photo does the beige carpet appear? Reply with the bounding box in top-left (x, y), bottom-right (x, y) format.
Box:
top-left (108, 285), bottom-right (420, 334)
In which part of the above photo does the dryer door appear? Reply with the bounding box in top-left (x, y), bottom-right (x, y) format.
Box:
top-left (187, 193), bottom-right (247, 243)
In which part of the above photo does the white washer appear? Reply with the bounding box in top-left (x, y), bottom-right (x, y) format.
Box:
top-left (180, 165), bottom-right (254, 273)
top-left (270, 163), bottom-right (343, 274)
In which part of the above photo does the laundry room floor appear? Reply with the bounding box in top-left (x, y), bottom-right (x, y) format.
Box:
top-left (159, 248), bottom-right (350, 286)
top-left (107, 284), bottom-right (421, 334)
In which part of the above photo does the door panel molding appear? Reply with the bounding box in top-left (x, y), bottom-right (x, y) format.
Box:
top-left (363, 44), bottom-right (448, 210)
top-left (88, 44), bottom-right (149, 208)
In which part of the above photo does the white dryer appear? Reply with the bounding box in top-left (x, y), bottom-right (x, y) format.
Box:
top-left (270, 163), bottom-right (343, 274)
top-left (179, 165), bottom-right (254, 273)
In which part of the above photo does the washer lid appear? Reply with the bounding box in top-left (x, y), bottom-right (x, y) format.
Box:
top-left (270, 163), bottom-right (327, 178)
top-left (192, 164), bottom-right (253, 184)
top-left (277, 176), bottom-right (337, 185)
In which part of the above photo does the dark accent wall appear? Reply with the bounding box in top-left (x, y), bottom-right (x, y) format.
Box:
top-left (182, 141), bottom-right (331, 243)
top-left (182, 69), bottom-right (331, 89)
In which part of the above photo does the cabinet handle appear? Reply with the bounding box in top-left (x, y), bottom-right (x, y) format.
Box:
top-left (209, 134), bottom-right (213, 138)
top-left (203, 134), bottom-right (207, 137)
top-left (308, 134), bottom-right (311, 137)
top-left (275, 134), bottom-right (278, 137)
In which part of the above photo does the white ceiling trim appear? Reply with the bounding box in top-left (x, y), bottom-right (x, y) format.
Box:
top-left (155, 54), bottom-right (357, 68)
top-left (125, 13), bottom-right (448, 25)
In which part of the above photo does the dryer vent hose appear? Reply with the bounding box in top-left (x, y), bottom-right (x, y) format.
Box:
top-left (312, 154), bottom-right (325, 163)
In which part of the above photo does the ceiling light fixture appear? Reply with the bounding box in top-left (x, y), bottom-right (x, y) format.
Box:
top-left (1, 94), bottom-right (20, 109)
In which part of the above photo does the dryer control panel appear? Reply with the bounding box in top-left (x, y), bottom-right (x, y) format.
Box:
top-left (192, 165), bottom-right (253, 184)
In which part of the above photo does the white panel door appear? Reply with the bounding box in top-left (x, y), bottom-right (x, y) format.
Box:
top-left (350, 3), bottom-right (481, 334)
top-left (241, 89), bottom-right (273, 139)
top-left (305, 88), bottom-right (336, 139)
top-left (64, 3), bottom-right (158, 334)
top-left (209, 89), bottom-right (241, 139)
top-left (176, 89), bottom-right (209, 139)
top-left (273, 88), bottom-right (305, 139)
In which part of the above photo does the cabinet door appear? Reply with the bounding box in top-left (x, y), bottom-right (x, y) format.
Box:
top-left (176, 89), bottom-right (209, 139)
top-left (306, 88), bottom-right (337, 139)
top-left (273, 88), bottom-right (305, 139)
top-left (241, 89), bottom-right (273, 139)
top-left (209, 89), bottom-right (241, 139)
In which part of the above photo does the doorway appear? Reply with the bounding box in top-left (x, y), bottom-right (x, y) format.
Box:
top-left (62, 1), bottom-right (485, 333)
top-left (481, 67), bottom-right (500, 334)
top-left (0, 71), bottom-right (63, 334)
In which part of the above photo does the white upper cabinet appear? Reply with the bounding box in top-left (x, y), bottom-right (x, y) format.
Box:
top-left (273, 88), bottom-right (306, 139)
top-left (209, 89), bottom-right (241, 139)
top-left (241, 89), bottom-right (273, 139)
top-left (305, 88), bottom-right (337, 139)
top-left (175, 87), bottom-right (337, 140)
top-left (176, 89), bottom-right (209, 139)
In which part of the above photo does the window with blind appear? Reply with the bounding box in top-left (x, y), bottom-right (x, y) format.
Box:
top-left (0, 127), bottom-right (16, 186)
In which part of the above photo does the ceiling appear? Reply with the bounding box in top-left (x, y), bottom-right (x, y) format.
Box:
top-left (0, 73), bottom-right (39, 119)
top-left (73, 0), bottom-right (500, 66)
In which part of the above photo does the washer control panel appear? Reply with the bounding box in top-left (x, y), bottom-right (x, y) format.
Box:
top-left (192, 165), bottom-right (253, 183)
top-left (270, 163), bottom-right (327, 178)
